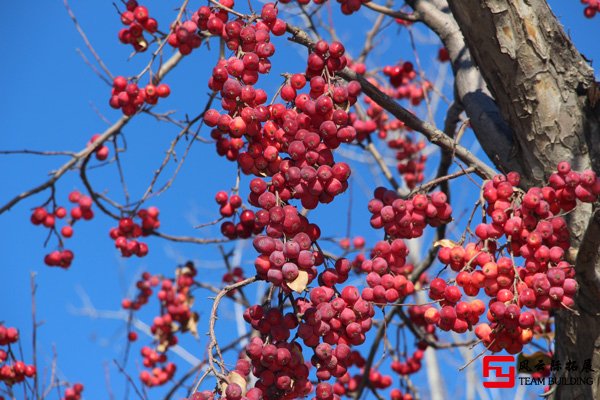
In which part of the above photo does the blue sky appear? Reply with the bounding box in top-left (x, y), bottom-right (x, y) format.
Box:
top-left (0, 1), bottom-right (597, 399)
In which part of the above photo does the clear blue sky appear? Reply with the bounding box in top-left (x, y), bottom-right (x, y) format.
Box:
top-left (0, 1), bottom-right (597, 399)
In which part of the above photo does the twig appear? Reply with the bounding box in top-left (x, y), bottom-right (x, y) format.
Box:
top-left (113, 360), bottom-right (146, 400)
top-left (63, 0), bottom-right (113, 82)
top-left (363, 140), bottom-right (403, 193)
top-left (408, 167), bottom-right (475, 196)
top-left (207, 276), bottom-right (257, 383)
top-left (357, 0), bottom-right (393, 64)
top-left (149, 231), bottom-right (229, 245)
top-left (30, 273), bottom-right (40, 400)
top-left (363, 1), bottom-right (420, 22)
top-left (0, 150), bottom-right (77, 157)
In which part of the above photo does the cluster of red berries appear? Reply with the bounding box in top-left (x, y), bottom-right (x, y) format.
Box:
top-left (87, 134), bottom-right (109, 161)
top-left (109, 76), bottom-right (170, 116)
top-left (0, 325), bottom-right (36, 386)
top-left (124, 263), bottom-right (197, 387)
top-left (338, 236), bottom-right (365, 251)
top-left (245, 336), bottom-right (312, 398)
top-left (31, 190), bottom-right (94, 268)
top-left (109, 207), bottom-right (159, 257)
top-left (391, 345), bottom-right (426, 378)
top-left (118, 1), bottom-right (158, 52)
top-left (425, 279), bottom-right (488, 331)
top-left (244, 305), bottom-right (298, 342)
top-left (427, 164), bottom-right (599, 354)
top-left (122, 271), bottom-right (160, 311)
top-left (206, 4), bottom-right (284, 91)
top-left (139, 347), bottom-right (176, 387)
top-left (243, 307), bottom-right (306, 398)
top-left (368, 188), bottom-right (452, 239)
top-left (249, 163), bottom-right (351, 215)
top-left (382, 61), bottom-right (431, 106)
top-left (250, 187), bottom-right (321, 236)
top-left (297, 285), bottom-right (375, 350)
top-left (62, 383), bottom-right (84, 400)
top-left (361, 240), bottom-right (415, 304)
top-left (216, 191), bottom-right (264, 239)
top-left (252, 232), bottom-right (321, 289)
top-left (172, 1), bottom-right (286, 57)
top-left (346, 82), bottom-right (427, 189)
top-left (581, 0), bottom-right (600, 17)
top-left (167, 19), bottom-right (202, 55)
top-left (153, 268), bottom-right (197, 344)
top-left (335, 359), bottom-right (393, 398)
top-left (388, 135), bottom-right (426, 189)
top-left (205, 33), bottom-right (360, 192)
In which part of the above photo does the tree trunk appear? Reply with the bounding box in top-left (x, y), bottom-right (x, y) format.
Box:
top-left (443, 0), bottom-right (600, 398)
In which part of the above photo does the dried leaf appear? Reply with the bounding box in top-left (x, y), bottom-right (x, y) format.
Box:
top-left (183, 312), bottom-right (200, 338)
top-left (156, 341), bottom-right (168, 353)
top-left (221, 371), bottom-right (247, 396)
top-left (434, 239), bottom-right (459, 248)
top-left (287, 270), bottom-right (309, 293)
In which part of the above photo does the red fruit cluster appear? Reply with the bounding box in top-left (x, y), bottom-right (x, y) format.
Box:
top-left (206, 5), bottom-right (284, 90)
top-left (361, 240), bottom-right (415, 304)
top-left (347, 59), bottom-right (366, 75)
top-left (67, 190), bottom-right (94, 222)
top-left (121, 271), bottom-right (160, 311)
top-left (62, 383), bottom-right (84, 400)
top-left (245, 336), bottom-right (312, 399)
top-left (425, 280), bottom-right (487, 332)
top-left (333, 352), bottom-right (392, 398)
top-left (174, 1), bottom-right (286, 58)
top-left (297, 285), bottom-right (375, 349)
top-left (244, 306), bottom-right (298, 342)
top-left (368, 188), bottom-right (452, 239)
top-left (31, 190), bottom-right (93, 268)
top-left (581, 0), bottom-right (600, 17)
top-left (431, 164), bottom-right (599, 354)
top-left (390, 389), bottom-right (415, 400)
top-left (208, 65), bottom-right (359, 187)
top-left (109, 76), bottom-right (170, 116)
top-left (0, 325), bottom-right (37, 386)
top-left (167, 20), bottom-right (201, 55)
top-left (390, 345), bottom-right (426, 377)
top-left (349, 91), bottom-right (381, 141)
top-left (139, 347), bottom-right (176, 387)
top-left (382, 61), bottom-right (431, 106)
top-left (388, 135), bottom-right (426, 189)
top-left (346, 84), bottom-right (427, 189)
top-left (338, 236), bottom-right (365, 250)
top-left (251, 187), bottom-right (322, 234)
top-left (216, 191), bottom-right (265, 239)
top-left (109, 207), bottom-right (160, 257)
top-left (252, 233), bottom-right (322, 289)
top-left (0, 326), bottom-right (18, 347)
top-left (124, 263), bottom-right (197, 387)
top-left (87, 134), bottom-right (109, 161)
top-left (248, 161), bottom-right (351, 211)
top-left (118, 1), bottom-right (158, 52)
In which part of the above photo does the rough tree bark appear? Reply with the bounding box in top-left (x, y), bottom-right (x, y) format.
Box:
top-left (436, 0), bottom-right (600, 398)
